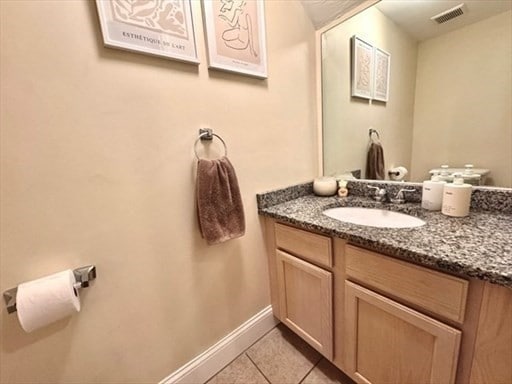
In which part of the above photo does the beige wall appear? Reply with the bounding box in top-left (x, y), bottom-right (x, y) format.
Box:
top-left (322, 6), bottom-right (417, 179)
top-left (0, 1), bottom-right (317, 383)
top-left (410, 11), bottom-right (512, 186)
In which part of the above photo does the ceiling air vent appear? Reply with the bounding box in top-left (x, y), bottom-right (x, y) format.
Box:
top-left (431, 3), bottom-right (466, 24)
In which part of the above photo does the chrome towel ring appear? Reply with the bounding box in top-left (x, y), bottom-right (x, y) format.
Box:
top-left (369, 128), bottom-right (380, 140)
top-left (194, 128), bottom-right (228, 160)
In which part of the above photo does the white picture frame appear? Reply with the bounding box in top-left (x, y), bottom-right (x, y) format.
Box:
top-left (351, 35), bottom-right (373, 100)
top-left (373, 47), bottom-right (391, 102)
top-left (95, 0), bottom-right (199, 64)
top-left (202, 0), bottom-right (268, 79)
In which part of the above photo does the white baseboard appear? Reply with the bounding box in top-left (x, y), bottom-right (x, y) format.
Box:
top-left (159, 305), bottom-right (279, 384)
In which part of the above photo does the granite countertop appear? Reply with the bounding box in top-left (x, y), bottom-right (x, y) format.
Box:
top-left (258, 189), bottom-right (512, 288)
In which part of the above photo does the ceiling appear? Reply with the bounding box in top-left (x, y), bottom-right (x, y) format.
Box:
top-left (301, 0), bottom-right (512, 41)
top-left (300, 0), bottom-right (370, 29)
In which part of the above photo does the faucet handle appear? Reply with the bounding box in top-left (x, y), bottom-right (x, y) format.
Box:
top-left (367, 185), bottom-right (379, 196)
top-left (392, 188), bottom-right (416, 204)
top-left (367, 185), bottom-right (387, 201)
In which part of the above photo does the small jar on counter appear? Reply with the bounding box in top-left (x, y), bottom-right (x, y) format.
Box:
top-left (313, 177), bottom-right (338, 196)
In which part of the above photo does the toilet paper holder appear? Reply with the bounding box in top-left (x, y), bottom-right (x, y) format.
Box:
top-left (2, 265), bottom-right (96, 314)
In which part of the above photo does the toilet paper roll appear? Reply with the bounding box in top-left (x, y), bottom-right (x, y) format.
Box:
top-left (389, 166), bottom-right (408, 181)
top-left (16, 269), bottom-right (80, 333)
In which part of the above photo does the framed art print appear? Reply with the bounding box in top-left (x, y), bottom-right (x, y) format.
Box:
top-left (202, 0), bottom-right (268, 79)
top-left (351, 35), bottom-right (373, 99)
top-left (95, 0), bottom-right (199, 64)
top-left (373, 47), bottom-right (391, 102)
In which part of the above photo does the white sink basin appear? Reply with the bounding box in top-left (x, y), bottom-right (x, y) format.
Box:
top-left (323, 207), bottom-right (426, 228)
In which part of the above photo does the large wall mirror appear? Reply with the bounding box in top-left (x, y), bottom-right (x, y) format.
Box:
top-left (321, 0), bottom-right (512, 187)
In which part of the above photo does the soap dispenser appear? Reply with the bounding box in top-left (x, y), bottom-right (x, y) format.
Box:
top-left (441, 174), bottom-right (472, 217)
top-left (421, 173), bottom-right (445, 211)
top-left (438, 164), bottom-right (451, 182)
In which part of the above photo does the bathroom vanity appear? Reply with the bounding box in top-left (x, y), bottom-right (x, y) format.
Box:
top-left (258, 182), bottom-right (512, 384)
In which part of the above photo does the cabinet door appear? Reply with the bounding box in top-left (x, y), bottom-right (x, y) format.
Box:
top-left (470, 283), bottom-right (512, 384)
top-left (276, 250), bottom-right (333, 359)
top-left (345, 281), bottom-right (461, 384)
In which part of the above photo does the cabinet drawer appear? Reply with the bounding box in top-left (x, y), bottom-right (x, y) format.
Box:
top-left (275, 223), bottom-right (332, 268)
top-left (345, 245), bottom-right (468, 323)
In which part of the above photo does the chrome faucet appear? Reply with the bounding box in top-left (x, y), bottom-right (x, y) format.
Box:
top-left (367, 185), bottom-right (388, 202)
top-left (390, 188), bottom-right (416, 204)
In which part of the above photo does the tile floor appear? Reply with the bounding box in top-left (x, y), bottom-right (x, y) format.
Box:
top-left (206, 324), bottom-right (355, 384)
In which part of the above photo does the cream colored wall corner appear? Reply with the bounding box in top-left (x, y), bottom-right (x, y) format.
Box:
top-left (0, 1), bottom-right (317, 383)
top-left (410, 11), bottom-right (512, 186)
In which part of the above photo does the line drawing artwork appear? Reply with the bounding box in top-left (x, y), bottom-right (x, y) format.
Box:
top-left (374, 48), bottom-right (390, 101)
top-left (356, 45), bottom-right (372, 93)
top-left (111, 0), bottom-right (189, 39)
top-left (351, 36), bottom-right (373, 99)
top-left (202, 0), bottom-right (267, 77)
top-left (214, 0), bottom-right (260, 64)
top-left (375, 56), bottom-right (387, 92)
top-left (96, 0), bottom-right (199, 63)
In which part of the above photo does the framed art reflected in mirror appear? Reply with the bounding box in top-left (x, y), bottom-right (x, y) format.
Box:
top-left (351, 35), bottom-right (373, 99)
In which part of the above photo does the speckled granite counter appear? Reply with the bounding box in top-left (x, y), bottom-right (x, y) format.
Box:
top-left (257, 182), bottom-right (512, 288)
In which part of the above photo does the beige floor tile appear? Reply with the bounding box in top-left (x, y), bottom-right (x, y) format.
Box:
top-left (207, 353), bottom-right (269, 384)
top-left (246, 324), bottom-right (321, 384)
top-left (302, 359), bottom-right (355, 384)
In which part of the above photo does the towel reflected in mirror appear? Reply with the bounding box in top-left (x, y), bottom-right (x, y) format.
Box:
top-left (366, 141), bottom-right (385, 180)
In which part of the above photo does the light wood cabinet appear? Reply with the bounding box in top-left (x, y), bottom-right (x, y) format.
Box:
top-left (275, 222), bottom-right (332, 268)
top-left (469, 283), bottom-right (512, 384)
top-left (263, 218), bottom-right (512, 384)
top-left (275, 249), bottom-right (333, 359)
top-left (345, 245), bottom-right (469, 324)
top-left (344, 281), bottom-right (461, 384)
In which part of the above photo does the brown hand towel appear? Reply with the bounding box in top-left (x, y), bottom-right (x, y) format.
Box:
top-left (196, 156), bottom-right (245, 245)
top-left (366, 142), bottom-right (385, 180)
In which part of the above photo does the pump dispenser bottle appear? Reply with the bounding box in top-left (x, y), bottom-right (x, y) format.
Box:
top-left (422, 173), bottom-right (445, 211)
top-left (441, 174), bottom-right (472, 217)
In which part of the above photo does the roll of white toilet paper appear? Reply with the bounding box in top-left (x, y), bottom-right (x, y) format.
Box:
top-left (16, 269), bottom-right (80, 333)
top-left (389, 166), bottom-right (408, 181)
